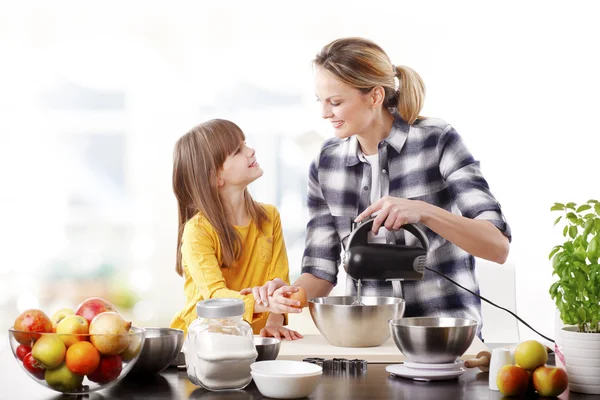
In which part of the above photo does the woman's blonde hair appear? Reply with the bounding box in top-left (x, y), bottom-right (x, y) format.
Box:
top-left (172, 119), bottom-right (267, 276)
top-left (314, 37), bottom-right (425, 124)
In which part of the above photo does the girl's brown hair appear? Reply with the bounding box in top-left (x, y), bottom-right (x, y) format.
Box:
top-left (172, 119), bottom-right (267, 276)
top-left (314, 37), bottom-right (425, 124)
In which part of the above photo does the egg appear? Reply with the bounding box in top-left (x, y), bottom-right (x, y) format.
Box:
top-left (289, 287), bottom-right (308, 308)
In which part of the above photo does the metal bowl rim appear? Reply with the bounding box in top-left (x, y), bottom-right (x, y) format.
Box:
top-left (309, 296), bottom-right (405, 306)
top-left (254, 337), bottom-right (281, 346)
top-left (388, 317), bottom-right (478, 328)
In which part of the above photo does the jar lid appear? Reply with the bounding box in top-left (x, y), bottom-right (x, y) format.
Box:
top-left (196, 298), bottom-right (245, 318)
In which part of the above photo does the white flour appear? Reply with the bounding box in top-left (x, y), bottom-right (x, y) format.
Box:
top-left (183, 331), bottom-right (257, 390)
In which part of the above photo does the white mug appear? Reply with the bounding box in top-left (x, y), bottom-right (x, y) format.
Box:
top-left (488, 348), bottom-right (513, 391)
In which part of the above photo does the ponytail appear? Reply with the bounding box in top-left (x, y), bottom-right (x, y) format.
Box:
top-left (395, 65), bottom-right (426, 125)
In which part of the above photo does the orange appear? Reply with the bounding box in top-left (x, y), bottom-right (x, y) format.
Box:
top-left (289, 287), bottom-right (308, 308)
top-left (66, 341), bottom-right (100, 375)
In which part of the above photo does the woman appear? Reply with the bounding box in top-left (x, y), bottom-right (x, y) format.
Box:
top-left (246, 37), bottom-right (511, 336)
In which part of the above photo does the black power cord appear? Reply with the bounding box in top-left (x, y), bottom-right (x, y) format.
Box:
top-left (424, 266), bottom-right (555, 343)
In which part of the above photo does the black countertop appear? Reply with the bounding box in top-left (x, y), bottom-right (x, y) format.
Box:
top-left (0, 345), bottom-right (598, 400)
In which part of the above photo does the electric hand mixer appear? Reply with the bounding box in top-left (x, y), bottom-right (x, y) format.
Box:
top-left (342, 216), bottom-right (429, 305)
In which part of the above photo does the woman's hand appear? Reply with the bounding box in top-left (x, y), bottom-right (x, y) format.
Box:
top-left (240, 279), bottom-right (302, 314)
top-left (260, 322), bottom-right (303, 341)
top-left (355, 196), bottom-right (425, 234)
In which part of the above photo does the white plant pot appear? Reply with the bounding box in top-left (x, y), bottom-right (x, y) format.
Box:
top-left (561, 326), bottom-right (600, 394)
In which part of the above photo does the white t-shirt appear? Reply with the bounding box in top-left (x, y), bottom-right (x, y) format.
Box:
top-left (363, 153), bottom-right (388, 244)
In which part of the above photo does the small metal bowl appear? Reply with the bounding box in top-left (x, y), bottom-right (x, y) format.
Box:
top-left (254, 337), bottom-right (281, 361)
top-left (128, 327), bottom-right (184, 375)
top-left (389, 317), bottom-right (478, 363)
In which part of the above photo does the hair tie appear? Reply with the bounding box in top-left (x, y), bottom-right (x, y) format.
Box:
top-left (391, 64), bottom-right (397, 75)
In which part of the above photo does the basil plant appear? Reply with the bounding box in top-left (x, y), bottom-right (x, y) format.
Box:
top-left (549, 200), bottom-right (600, 333)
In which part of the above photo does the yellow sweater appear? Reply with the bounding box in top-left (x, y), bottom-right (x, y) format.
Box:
top-left (170, 204), bottom-right (290, 335)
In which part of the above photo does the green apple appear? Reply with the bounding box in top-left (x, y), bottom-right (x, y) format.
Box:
top-left (120, 332), bottom-right (142, 361)
top-left (45, 363), bottom-right (84, 392)
top-left (56, 315), bottom-right (89, 347)
top-left (514, 340), bottom-right (547, 371)
top-left (31, 334), bottom-right (66, 369)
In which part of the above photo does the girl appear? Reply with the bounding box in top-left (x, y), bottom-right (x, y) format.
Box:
top-left (248, 38), bottom-right (511, 338)
top-left (169, 119), bottom-right (302, 340)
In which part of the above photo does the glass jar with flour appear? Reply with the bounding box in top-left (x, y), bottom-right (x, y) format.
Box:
top-left (183, 298), bottom-right (257, 390)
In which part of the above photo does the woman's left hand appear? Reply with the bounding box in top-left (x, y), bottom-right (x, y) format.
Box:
top-left (260, 324), bottom-right (303, 341)
top-left (355, 196), bottom-right (425, 234)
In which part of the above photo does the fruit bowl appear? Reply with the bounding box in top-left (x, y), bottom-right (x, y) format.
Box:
top-left (8, 326), bottom-right (146, 394)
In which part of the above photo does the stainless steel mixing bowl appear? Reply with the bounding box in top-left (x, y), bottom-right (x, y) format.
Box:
top-left (308, 296), bottom-right (405, 347)
top-left (128, 327), bottom-right (184, 375)
top-left (389, 317), bottom-right (478, 363)
top-left (254, 337), bottom-right (281, 361)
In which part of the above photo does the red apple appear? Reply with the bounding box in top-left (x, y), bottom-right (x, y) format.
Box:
top-left (13, 309), bottom-right (54, 345)
top-left (496, 365), bottom-right (529, 396)
top-left (75, 297), bottom-right (118, 325)
top-left (533, 365), bottom-right (569, 397)
top-left (23, 353), bottom-right (45, 380)
top-left (16, 344), bottom-right (31, 361)
top-left (87, 355), bottom-right (122, 384)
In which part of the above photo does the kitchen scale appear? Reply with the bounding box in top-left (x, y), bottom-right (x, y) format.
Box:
top-left (386, 360), bottom-right (467, 382)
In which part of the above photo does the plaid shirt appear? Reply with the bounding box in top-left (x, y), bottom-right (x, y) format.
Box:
top-left (301, 114), bottom-right (511, 336)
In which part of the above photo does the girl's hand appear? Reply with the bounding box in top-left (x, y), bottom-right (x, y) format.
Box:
top-left (240, 278), bottom-right (301, 312)
top-left (260, 324), bottom-right (303, 341)
top-left (355, 196), bottom-right (425, 234)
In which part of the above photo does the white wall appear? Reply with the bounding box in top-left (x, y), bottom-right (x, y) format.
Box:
top-left (1, 1), bottom-right (599, 343)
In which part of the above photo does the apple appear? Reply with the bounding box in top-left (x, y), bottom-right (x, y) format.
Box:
top-left (496, 364), bottom-right (529, 396)
top-left (56, 315), bottom-right (89, 347)
top-left (514, 340), bottom-right (547, 371)
top-left (23, 353), bottom-right (45, 380)
top-left (45, 363), bottom-right (84, 392)
top-left (87, 355), bottom-right (123, 384)
top-left (89, 312), bottom-right (131, 355)
top-left (51, 308), bottom-right (75, 329)
top-left (13, 309), bottom-right (53, 345)
top-left (533, 365), bottom-right (569, 397)
top-left (31, 334), bottom-right (66, 369)
top-left (16, 344), bottom-right (31, 361)
top-left (75, 297), bottom-right (117, 325)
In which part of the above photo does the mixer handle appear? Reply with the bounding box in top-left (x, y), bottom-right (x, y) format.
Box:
top-left (348, 217), bottom-right (429, 250)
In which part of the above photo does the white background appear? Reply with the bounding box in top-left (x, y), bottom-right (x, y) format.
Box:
top-left (1, 1), bottom-right (599, 345)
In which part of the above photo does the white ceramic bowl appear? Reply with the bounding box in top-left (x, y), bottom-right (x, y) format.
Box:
top-left (250, 360), bottom-right (322, 399)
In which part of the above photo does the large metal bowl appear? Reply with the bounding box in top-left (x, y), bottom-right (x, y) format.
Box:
top-left (308, 296), bottom-right (405, 347)
top-left (128, 327), bottom-right (184, 375)
top-left (389, 317), bottom-right (478, 363)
